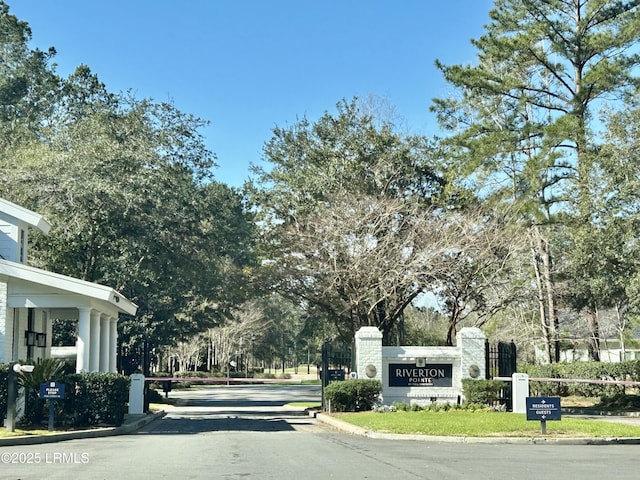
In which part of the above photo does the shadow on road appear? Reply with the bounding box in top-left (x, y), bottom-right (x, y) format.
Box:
top-left (136, 415), bottom-right (298, 434)
top-left (179, 399), bottom-right (292, 408)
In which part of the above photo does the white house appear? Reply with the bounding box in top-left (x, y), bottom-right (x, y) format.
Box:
top-left (0, 197), bottom-right (137, 372)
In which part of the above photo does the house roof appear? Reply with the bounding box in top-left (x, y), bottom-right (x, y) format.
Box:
top-left (0, 258), bottom-right (137, 316)
top-left (0, 197), bottom-right (51, 234)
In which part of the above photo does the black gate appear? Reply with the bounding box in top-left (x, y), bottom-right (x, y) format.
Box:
top-left (321, 340), bottom-right (353, 411)
top-left (485, 340), bottom-right (517, 410)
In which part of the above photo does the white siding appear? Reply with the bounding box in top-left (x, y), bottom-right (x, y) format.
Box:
top-left (0, 220), bottom-right (18, 262)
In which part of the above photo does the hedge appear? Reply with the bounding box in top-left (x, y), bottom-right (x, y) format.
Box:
top-left (520, 360), bottom-right (640, 398)
top-left (461, 379), bottom-right (504, 405)
top-left (1, 363), bottom-right (130, 428)
top-left (61, 372), bottom-right (130, 427)
top-left (0, 364), bottom-right (8, 423)
top-left (324, 379), bottom-right (382, 412)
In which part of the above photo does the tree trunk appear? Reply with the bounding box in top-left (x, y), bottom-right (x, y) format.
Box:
top-left (530, 225), bottom-right (558, 362)
top-left (446, 309), bottom-right (459, 347)
top-left (616, 304), bottom-right (627, 361)
top-left (585, 307), bottom-right (601, 362)
top-left (532, 244), bottom-right (552, 363)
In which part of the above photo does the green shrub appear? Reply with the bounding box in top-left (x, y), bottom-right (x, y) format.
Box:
top-left (61, 372), bottom-right (130, 427)
top-left (0, 363), bottom-right (7, 422)
top-left (324, 379), bottom-right (382, 412)
top-left (1, 363), bottom-right (129, 428)
top-left (390, 401), bottom-right (479, 413)
top-left (520, 361), bottom-right (634, 397)
top-left (19, 358), bottom-right (70, 425)
top-left (597, 393), bottom-right (640, 410)
top-left (462, 378), bottom-right (504, 405)
top-left (392, 402), bottom-right (410, 411)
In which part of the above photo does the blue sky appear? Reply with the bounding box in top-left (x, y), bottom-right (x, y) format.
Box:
top-left (9, 1), bottom-right (494, 187)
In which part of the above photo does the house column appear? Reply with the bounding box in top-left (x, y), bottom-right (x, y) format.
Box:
top-left (89, 310), bottom-right (101, 372)
top-left (0, 277), bottom-right (8, 362)
top-left (99, 314), bottom-right (110, 372)
top-left (109, 317), bottom-right (118, 373)
top-left (77, 307), bottom-right (91, 372)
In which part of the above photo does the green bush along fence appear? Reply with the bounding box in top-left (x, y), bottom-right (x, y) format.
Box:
top-left (520, 360), bottom-right (640, 397)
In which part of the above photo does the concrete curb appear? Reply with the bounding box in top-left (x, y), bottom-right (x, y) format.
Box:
top-left (0, 410), bottom-right (166, 446)
top-left (315, 413), bottom-right (640, 445)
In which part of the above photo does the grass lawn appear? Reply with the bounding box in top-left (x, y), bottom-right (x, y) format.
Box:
top-left (0, 428), bottom-right (54, 438)
top-left (287, 402), bottom-right (322, 408)
top-left (335, 410), bottom-right (640, 438)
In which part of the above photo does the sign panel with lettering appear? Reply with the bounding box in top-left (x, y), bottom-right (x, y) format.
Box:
top-left (39, 381), bottom-right (65, 399)
top-left (388, 363), bottom-right (453, 387)
top-left (327, 369), bottom-right (345, 382)
top-left (526, 396), bottom-right (561, 421)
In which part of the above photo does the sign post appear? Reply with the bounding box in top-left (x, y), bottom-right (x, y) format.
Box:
top-left (39, 379), bottom-right (65, 432)
top-left (526, 396), bottom-right (561, 434)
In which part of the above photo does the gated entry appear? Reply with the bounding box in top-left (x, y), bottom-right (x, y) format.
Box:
top-left (485, 340), bottom-right (517, 410)
top-left (321, 340), bottom-right (353, 411)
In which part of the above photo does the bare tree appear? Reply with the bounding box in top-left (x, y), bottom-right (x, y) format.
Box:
top-left (431, 206), bottom-right (531, 345)
top-left (169, 336), bottom-right (204, 372)
top-left (265, 195), bottom-right (443, 343)
top-left (203, 299), bottom-right (273, 372)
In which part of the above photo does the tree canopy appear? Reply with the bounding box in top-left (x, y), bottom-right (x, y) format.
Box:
top-left (2, 0), bottom-right (639, 369)
top-left (0, 2), bottom-right (256, 372)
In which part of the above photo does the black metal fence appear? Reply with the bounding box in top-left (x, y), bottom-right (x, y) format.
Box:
top-left (320, 340), bottom-right (353, 411)
top-left (485, 340), bottom-right (517, 410)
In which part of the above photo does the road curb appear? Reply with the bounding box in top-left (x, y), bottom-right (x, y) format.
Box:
top-left (315, 413), bottom-right (640, 445)
top-left (0, 410), bottom-right (166, 446)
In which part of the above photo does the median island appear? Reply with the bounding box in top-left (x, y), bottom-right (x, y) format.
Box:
top-left (333, 408), bottom-right (640, 438)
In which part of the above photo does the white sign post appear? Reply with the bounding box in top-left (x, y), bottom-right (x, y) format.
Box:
top-left (128, 373), bottom-right (145, 415)
top-left (511, 373), bottom-right (529, 413)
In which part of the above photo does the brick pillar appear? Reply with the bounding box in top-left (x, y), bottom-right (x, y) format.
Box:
top-left (457, 327), bottom-right (486, 381)
top-left (355, 327), bottom-right (383, 382)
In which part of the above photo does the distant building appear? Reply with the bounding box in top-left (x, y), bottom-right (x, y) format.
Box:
top-left (534, 339), bottom-right (640, 364)
top-left (0, 197), bottom-right (137, 372)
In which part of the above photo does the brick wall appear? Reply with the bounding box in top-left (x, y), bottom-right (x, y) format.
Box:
top-left (354, 326), bottom-right (486, 406)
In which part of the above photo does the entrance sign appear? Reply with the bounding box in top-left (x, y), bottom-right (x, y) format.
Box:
top-left (388, 363), bottom-right (453, 387)
top-left (526, 397), bottom-right (561, 421)
top-left (526, 396), bottom-right (561, 435)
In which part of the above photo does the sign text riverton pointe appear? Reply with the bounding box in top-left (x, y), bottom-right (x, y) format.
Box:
top-left (388, 364), bottom-right (453, 387)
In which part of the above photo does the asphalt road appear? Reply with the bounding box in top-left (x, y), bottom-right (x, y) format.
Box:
top-left (1, 384), bottom-right (639, 479)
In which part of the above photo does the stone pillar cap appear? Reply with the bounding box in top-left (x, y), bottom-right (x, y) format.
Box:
top-left (355, 326), bottom-right (383, 339)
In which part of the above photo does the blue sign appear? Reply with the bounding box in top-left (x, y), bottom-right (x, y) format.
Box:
top-left (327, 369), bottom-right (345, 381)
top-left (39, 381), bottom-right (65, 399)
top-left (388, 364), bottom-right (453, 387)
top-left (526, 397), bottom-right (561, 421)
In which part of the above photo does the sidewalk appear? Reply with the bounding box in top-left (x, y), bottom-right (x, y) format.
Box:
top-left (0, 410), bottom-right (165, 447)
